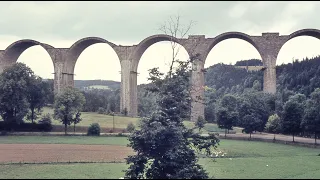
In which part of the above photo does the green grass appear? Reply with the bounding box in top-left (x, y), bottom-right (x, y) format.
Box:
top-left (183, 121), bottom-right (243, 134)
top-left (41, 107), bottom-right (237, 133)
top-left (1, 137), bottom-right (320, 179)
top-left (0, 136), bottom-right (129, 146)
top-left (0, 163), bottom-right (127, 179)
top-left (42, 107), bottom-right (140, 129)
top-left (198, 140), bottom-right (320, 179)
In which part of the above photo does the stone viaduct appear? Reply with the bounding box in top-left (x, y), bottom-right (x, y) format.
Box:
top-left (0, 29), bottom-right (319, 121)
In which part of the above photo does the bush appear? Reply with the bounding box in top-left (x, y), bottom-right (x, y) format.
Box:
top-left (195, 116), bottom-right (206, 132)
top-left (38, 113), bottom-right (53, 131)
top-left (122, 108), bottom-right (128, 116)
top-left (97, 107), bottom-right (106, 114)
top-left (126, 122), bottom-right (135, 133)
top-left (87, 123), bottom-right (101, 136)
top-left (0, 121), bottom-right (52, 132)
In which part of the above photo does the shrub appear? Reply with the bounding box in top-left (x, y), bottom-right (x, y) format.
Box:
top-left (38, 113), bottom-right (53, 131)
top-left (122, 108), bottom-right (128, 116)
top-left (87, 123), bottom-right (100, 136)
top-left (126, 122), bottom-right (135, 133)
top-left (195, 116), bottom-right (206, 132)
top-left (39, 113), bottom-right (52, 124)
top-left (97, 107), bottom-right (106, 114)
top-left (0, 121), bottom-right (52, 132)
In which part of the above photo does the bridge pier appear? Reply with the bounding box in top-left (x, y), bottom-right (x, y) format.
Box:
top-left (190, 58), bottom-right (205, 122)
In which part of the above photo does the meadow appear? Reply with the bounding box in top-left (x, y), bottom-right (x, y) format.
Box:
top-left (41, 107), bottom-right (242, 134)
top-left (0, 136), bottom-right (319, 179)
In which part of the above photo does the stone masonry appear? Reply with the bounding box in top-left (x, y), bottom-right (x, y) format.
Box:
top-left (0, 29), bottom-right (319, 121)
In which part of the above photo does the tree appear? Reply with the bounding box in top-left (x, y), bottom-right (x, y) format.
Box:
top-left (27, 76), bottom-right (48, 123)
top-left (238, 90), bottom-right (272, 133)
top-left (72, 111), bottom-right (82, 133)
top-left (265, 114), bottom-right (281, 140)
top-left (241, 114), bottom-right (258, 139)
top-left (0, 63), bottom-right (34, 125)
top-left (216, 94), bottom-right (238, 137)
top-left (126, 122), bottom-right (135, 133)
top-left (252, 80), bottom-right (262, 91)
top-left (195, 116), bottom-right (206, 132)
top-left (281, 94), bottom-right (306, 142)
top-left (53, 87), bottom-right (86, 135)
top-left (301, 88), bottom-right (320, 144)
top-left (124, 15), bottom-right (219, 179)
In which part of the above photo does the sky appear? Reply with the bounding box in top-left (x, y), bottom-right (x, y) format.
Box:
top-left (0, 1), bottom-right (320, 84)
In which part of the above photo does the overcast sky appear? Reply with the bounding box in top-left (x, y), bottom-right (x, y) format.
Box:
top-left (0, 1), bottom-right (320, 84)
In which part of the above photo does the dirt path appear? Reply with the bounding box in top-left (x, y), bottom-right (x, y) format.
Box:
top-left (0, 144), bottom-right (134, 163)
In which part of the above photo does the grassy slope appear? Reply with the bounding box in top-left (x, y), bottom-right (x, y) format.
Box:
top-left (42, 107), bottom-right (140, 129)
top-left (42, 107), bottom-right (242, 133)
top-left (0, 138), bottom-right (319, 179)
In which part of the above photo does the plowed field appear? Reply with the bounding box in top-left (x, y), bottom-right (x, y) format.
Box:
top-left (0, 144), bottom-right (134, 163)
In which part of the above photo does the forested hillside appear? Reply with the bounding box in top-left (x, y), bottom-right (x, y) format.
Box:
top-left (74, 80), bottom-right (120, 90)
top-left (138, 56), bottom-right (320, 118)
top-left (69, 56), bottom-right (320, 120)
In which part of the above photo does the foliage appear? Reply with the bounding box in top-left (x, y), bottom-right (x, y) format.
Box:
top-left (0, 121), bottom-right (52, 132)
top-left (39, 113), bottom-right (52, 125)
top-left (53, 87), bottom-right (86, 135)
top-left (281, 94), bottom-right (305, 141)
top-left (97, 107), bottom-right (106, 114)
top-left (301, 88), bottom-right (320, 142)
top-left (74, 79), bottom-right (120, 91)
top-left (0, 63), bottom-right (35, 124)
top-left (125, 15), bottom-right (219, 177)
top-left (122, 108), bottom-right (128, 116)
top-left (72, 111), bottom-right (82, 133)
top-left (234, 59), bottom-right (263, 66)
top-left (81, 88), bottom-right (120, 113)
top-left (265, 114), bottom-right (281, 134)
top-left (252, 80), bottom-right (262, 91)
top-left (27, 76), bottom-right (50, 123)
top-left (195, 116), bottom-right (206, 132)
top-left (87, 123), bottom-right (101, 136)
top-left (125, 57), bottom-right (220, 179)
top-left (215, 94), bottom-right (239, 136)
top-left (126, 122), bottom-right (135, 133)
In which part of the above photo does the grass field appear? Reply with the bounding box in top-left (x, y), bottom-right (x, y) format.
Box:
top-left (0, 136), bottom-right (319, 179)
top-left (41, 107), bottom-right (242, 133)
top-left (42, 107), bottom-right (140, 129)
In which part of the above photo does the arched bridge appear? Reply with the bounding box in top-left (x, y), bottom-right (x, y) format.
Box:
top-left (0, 29), bottom-right (319, 121)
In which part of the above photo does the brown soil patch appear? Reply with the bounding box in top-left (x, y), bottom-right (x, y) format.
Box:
top-left (0, 144), bottom-right (134, 163)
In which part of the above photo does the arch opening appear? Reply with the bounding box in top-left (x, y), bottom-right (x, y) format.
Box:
top-left (277, 33), bottom-right (320, 66)
top-left (73, 42), bottom-right (121, 88)
top-left (205, 38), bottom-right (262, 68)
top-left (276, 30), bottom-right (320, 96)
top-left (4, 40), bottom-right (54, 65)
top-left (3, 40), bottom-right (55, 80)
top-left (16, 45), bottom-right (55, 80)
top-left (137, 41), bottom-right (189, 85)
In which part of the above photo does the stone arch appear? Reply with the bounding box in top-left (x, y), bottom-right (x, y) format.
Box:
top-left (3, 39), bottom-right (55, 65)
top-left (205, 32), bottom-right (263, 67)
top-left (131, 34), bottom-right (190, 71)
top-left (287, 28), bottom-right (320, 40)
top-left (277, 29), bottom-right (320, 61)
top-left (68, 37), bottom-right (120, 73)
